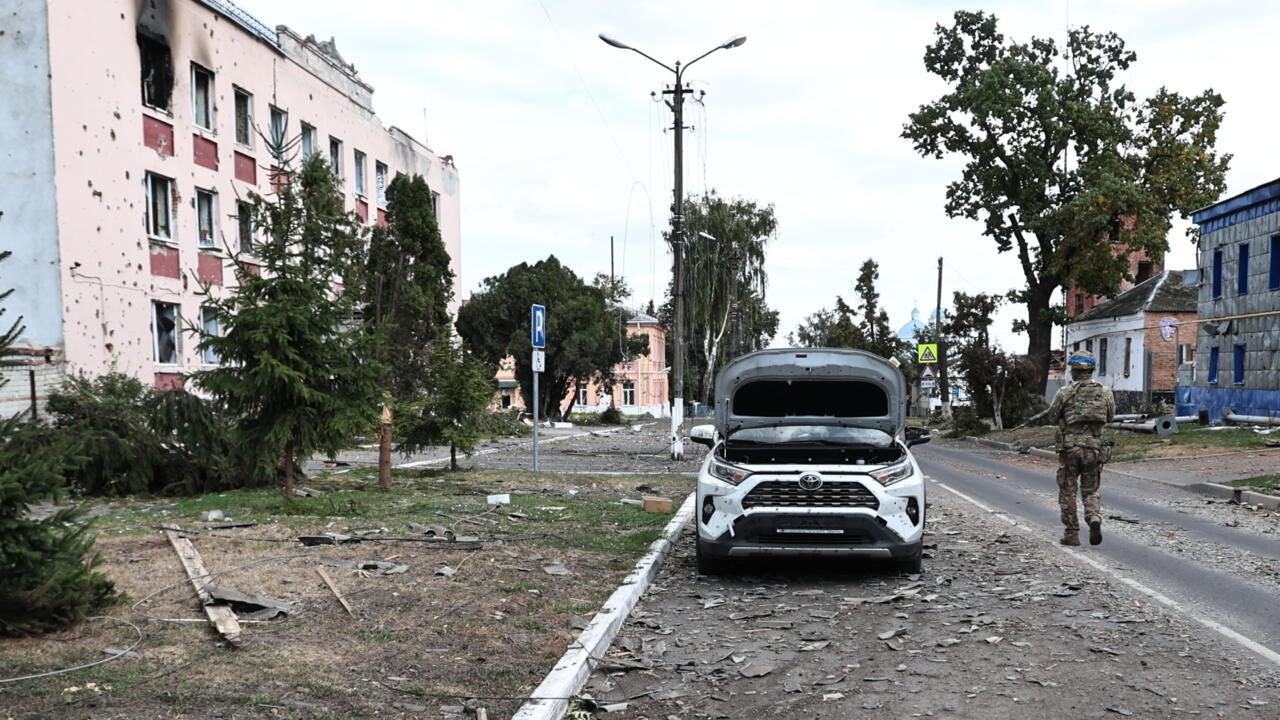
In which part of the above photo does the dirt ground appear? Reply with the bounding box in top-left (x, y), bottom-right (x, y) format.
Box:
top-left (580, 484), bottom-right (1280, 719)
top-left (981, 424), bottom-right (1280, 464)
top-left (0, 465), bottom-right (695, 720)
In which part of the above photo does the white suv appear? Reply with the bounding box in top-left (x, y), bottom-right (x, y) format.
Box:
top-left (690, 348), bottom-right (930, 574)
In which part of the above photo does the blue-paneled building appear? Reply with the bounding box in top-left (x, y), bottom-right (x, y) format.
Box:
top-left (1177, 178), bottom-right (1280, 420)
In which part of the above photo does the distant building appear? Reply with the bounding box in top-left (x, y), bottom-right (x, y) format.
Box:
top-left (1064, 242), bottom-right (1164, 319)
top-left (1178, 179), bottom-right (1280, 420)
top-left (494, 310), bottom-right (669, 418)
top-left (897, 308), bottom-right (928, 342)
top-left (1066, 271), bottom-right (1197, 413)
top-left (0, 0), bottom-right (460, 418)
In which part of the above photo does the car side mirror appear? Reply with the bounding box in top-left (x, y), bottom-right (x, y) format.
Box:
top-left (689, 424), bottom-right (715, 448)
top-left (904, 426), bottom-right (931, 447)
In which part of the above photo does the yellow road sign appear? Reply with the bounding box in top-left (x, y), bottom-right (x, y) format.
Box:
top-left (917, 344), bottom-right (938, 364)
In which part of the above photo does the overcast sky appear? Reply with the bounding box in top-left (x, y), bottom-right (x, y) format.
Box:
top-left (240, 0), bottom-right (1280, 351)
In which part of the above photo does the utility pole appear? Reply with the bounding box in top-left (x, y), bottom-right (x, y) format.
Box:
top-left (935, 257), bottom-right (952, 419)
top-left (599, 32), bottom-right (746, 460)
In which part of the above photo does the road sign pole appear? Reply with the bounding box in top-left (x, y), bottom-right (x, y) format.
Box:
top-left (532, 361), bottom-right (539, 471)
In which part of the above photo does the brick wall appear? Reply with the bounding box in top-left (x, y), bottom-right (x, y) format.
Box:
top-left (0, 349), bottom-right (66, 420)
top-left (1144, 311), bottom-right (1197, 392)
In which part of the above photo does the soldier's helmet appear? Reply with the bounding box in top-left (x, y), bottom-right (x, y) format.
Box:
top-left (1068, 350), bottom-right (1097, 373)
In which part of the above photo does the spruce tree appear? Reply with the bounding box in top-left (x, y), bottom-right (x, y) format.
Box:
top-left (399, 341), bottom-right (495, 470)
top-left (194, 154), bottom-right (381, 496)
top-left (0, 250), bottom-right (115, 635)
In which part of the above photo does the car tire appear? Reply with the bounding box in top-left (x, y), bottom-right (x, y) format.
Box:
top-left (695, 537), bottom-right (725, 575)
top-left (896, 542), bottom-right (923, 574)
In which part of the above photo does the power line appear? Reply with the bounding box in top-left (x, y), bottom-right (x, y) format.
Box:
top-left (535, 0), bottom-right (638, 183)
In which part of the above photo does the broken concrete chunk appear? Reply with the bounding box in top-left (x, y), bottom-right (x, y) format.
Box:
top-left (434, 566), bottom-right (456, 577)
top-left (543, 564), bottom-right (572, 576)
top-left (201, 510), bottom-right (225, 522)
top-left (487, 493), bottom-right (511, 506)
top-left (295, 487), bottom-right (325, 497)
top-left (318, 558), bottom-right (408, 575)
top-left (739, 663), bottom-right (774, 678)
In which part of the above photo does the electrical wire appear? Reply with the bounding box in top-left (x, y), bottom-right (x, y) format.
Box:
top-left (0, 616), bottom-right (143, 684)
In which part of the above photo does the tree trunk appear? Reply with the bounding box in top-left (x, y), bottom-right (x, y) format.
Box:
top-left (1023, 286), bottom-right (1055, 399)
top-left (378, 404), bottom-right (392, 489)
top-left (281, 442), bottom-right (296, 498)
top-left (450, 443), bottom-right (457, 471)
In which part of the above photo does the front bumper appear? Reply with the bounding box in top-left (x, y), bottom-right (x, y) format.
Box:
top-left (696, 459), bottom-right (925, 558)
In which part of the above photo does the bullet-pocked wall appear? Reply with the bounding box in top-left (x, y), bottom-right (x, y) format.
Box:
top-left (16, 0), bottom-right (459, 394)
top-left (1180, 178), bottom-right (1280, 420)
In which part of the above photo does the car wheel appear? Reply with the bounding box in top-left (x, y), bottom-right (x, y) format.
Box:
top-left (896, 543), bottom-right (923, 574)
top-left (695, 537), bottom-right (725, 575)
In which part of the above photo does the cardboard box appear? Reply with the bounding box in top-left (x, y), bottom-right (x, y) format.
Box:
top-left (642, 495), bottom-right (673, 514)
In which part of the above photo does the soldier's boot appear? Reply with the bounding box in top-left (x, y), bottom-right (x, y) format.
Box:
top-left (1060, 528), bottom-right (1080, 546)
top-left (1088, 517), bottom-right (1102, 546)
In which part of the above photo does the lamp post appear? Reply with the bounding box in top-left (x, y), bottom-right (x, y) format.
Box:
top-left (599, 32), bottom-right (746, 460)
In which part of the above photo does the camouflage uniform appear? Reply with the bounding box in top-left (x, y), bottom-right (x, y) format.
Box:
top-left (1046, 352), bottom-right (1115, 545)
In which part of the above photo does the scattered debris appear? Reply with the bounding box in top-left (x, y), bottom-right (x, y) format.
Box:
top-left (101, 647), bottom-right (140, 659)
top-left (434, 566), bottom-right (457, 578)
top-left (202, 520), bottom-right (258, 530)
top-left (164, 530), bottom-right (242, 646)
top-left (295, 487), bottom-right (326, 497)
top-left (487, 493), bottom-right (511, 506)
top-left (543, 563), bottom-right (572, 576)
top-left (204, 584), bottom-right (293, 621)
top-left (319, 558), bottom-right (408, 575)
top-left (316, 567), bottom-right (354, 616)
top-left (642, 496), bottom-right (673, 513)
top-left (739, 663), bottom-right (774, 678)
top-left (200, 510), bottom-right (225, 522)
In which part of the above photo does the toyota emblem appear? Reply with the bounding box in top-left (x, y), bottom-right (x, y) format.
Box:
top-left (798, 473), bottom-right (823, 491)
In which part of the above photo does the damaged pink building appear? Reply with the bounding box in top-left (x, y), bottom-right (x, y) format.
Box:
top-left (0, 0), bottom-right (461, 416)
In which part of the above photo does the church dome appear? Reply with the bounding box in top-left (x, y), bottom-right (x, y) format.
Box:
top-left (897, 307), bottom-right (927, 341)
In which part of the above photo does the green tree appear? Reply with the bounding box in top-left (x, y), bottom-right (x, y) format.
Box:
top-left (194, 153), bottom-right (381, 497)
top-left (790, 260), bottom-right (906, 361)
top-left (363, 174), bottom-right (454, 402)
top-left (0, 251), bottom-right (115, 635)
top-left (456, 257), bottom-right (647, 421)
top-left (679, 192), bottom-right (779, 404)
top-left (399, 342), bottom-right (495, 470)
top-left (902, 11), bottom-right (1229, 394)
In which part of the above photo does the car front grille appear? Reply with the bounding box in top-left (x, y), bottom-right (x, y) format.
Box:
top-left (742, 480), bottom-right (879, 510)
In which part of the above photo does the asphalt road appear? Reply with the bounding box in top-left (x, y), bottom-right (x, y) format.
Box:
top-left (915, 441), bottom-right (1280, 661)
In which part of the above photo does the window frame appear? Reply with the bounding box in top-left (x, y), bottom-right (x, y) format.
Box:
top-left (138, 33), bottom-right (173, 113)
top-left (200, 306), bottom-right (221, 365)
top-left (354, 149), bottom-right (367, 196)
top-left (1123, 337), bottom-right (1132, 379)
top-left (268, 106), bottom-right (288, 153)
top-left (577, 381), bottom-right (589, 406)
top-left (233, 86), bottom-right (253, 148)
top-left (300, 122), bottom-right (316, 158)
top-left (190, 62), bottom-right (215, 132)
top-left (1098, 338), bottom-right (1108, 375)
top-left (1233, 343), bottom-right (1246, 385)
top-left (1207, 345), bottom-right (1220, 384)
top-left (1212, 248), bottom-right (1223, 299)
top-left (328, 136), bottom-right (343, 178)
top-left (622, 380), bottom-right (636, 406)
top-left (152, 301), bottom-right (181, 366)
top-left (375, 161), bottom-right (388, 205)
top-left (236, 200), bottom-right (255, 254)
top-left (145, 172), bottom-right (174, 241)
top-left (195, 187), bottom-right (218, 249)
top-left (1238, 242), bottom-right (1250, 296)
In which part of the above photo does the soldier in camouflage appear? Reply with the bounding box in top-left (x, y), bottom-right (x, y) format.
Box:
top-left (1045, 350), bottom-right (1116, 546)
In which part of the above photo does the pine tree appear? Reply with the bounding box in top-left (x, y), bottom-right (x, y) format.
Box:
top-left (194, 154), bottom-right (382, 497)
top-left (0, 250), bottom-right (115, 635)
top-left (399, 341), bottom-right (495, 470)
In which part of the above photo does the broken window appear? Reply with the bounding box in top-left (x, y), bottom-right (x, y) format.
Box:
top-left (1074, 293), bottom-right (1084, 315)
top-left (500, 389), bottom-right (512, 409)
top-left (353, 150), bottom-right (366, 195)
top-left (236, 200), bottom-right (254, 253)
top-left (191, 63), bottom-right (214, 131)
top-left (622, 380), bottom-right (636, 406)
top-left (300, 123), bottom-right (316, 158)
top-left (196, 188), bottom-right (217, 248)
top-left (145, 172), bottom-right (173, 240)
top-left (200, 306), bottom-right (220, 364)
top-left (328, 136), bottom-right (343, 178)
top-left (269, 106), bottom-right (288, 154)
top-left (152, 301), bottom-right (180, 365)
top-left (577, 381), bottom-right (589, 406)
top-left (375, 161), bottom-right (388, 204)
top-left (1136, 260), bottom-right (1153, 284)
top-left (234, 87), bottom-right (253, 146)
top-left (139, 34), bottom-right (173, 111)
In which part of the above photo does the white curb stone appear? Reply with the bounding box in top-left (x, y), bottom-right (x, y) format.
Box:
top-left (511, 492), bottom-right (696, 720)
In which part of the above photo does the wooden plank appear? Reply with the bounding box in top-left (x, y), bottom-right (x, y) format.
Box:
top-left (316, 566), bottom-right (355, 616)
top-left (165, 530), bottom-right (243, 646)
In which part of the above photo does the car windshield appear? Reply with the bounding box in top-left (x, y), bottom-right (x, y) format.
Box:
top-left (728, 425), bottom-right (894, 447)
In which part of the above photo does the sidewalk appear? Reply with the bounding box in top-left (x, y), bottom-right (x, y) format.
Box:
top-left (1109, 448), bottom-right (1280, 488)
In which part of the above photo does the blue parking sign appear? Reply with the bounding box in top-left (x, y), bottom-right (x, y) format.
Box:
top-left (531, 304), bottom-right (546, 348)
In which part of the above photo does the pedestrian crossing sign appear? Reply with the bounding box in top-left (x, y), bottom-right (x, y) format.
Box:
top-left (917, 344), bottom-right (938, 364)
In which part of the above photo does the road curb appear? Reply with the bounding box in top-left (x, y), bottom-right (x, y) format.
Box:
top-left (511, 492), bottom-right (696, 720)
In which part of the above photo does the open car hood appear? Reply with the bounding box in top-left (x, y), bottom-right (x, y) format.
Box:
top-left (713, 348), bottom-right (906, 437)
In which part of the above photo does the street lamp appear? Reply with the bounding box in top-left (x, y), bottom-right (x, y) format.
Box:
top-left (600, 32), bottom-right (746, 460)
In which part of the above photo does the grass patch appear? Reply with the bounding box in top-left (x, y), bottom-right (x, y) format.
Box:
top-left (1227, 474), bottom-right (1280, 494)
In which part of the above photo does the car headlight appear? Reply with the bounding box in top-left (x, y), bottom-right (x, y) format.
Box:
top-left (868, 459), bottom-right (913, 486)
top-left (708, 456), bottom-right (752, 485)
